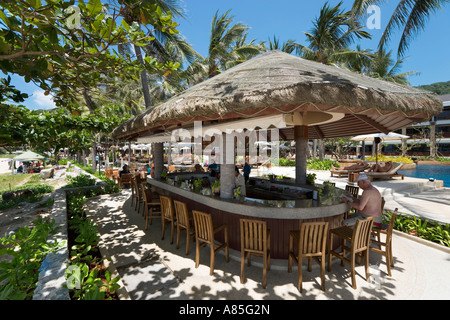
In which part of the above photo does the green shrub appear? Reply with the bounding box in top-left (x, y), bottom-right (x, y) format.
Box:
top-left (65, 193), bottom-right (120, 300)
top-left (307, 158), bottom-right (340, 170)
top-left (63, 175), bottom-right (96, 189)
top-left (278, 158), bottom-right (296, 166)
top-left (0, 185), bottom-right (53, 210)
top-left (384, 210), bottom-right (450, 247)
top-left (365, 155), bottom-right (414, 164)
top-left (0, 217), bottom-right (62, 300)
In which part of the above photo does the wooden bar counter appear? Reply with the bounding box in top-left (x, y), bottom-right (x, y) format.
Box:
top-left (147, 175), bottom-right (349, 259)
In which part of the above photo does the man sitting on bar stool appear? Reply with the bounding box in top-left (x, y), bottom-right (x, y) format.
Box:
top-left (341, 173), bottom-right (383, 227)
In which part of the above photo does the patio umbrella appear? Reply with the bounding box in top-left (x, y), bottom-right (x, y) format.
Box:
top-left (12, 151), bottom-right (46, 173)
top-left (351, 132), bottom-right (410, 163)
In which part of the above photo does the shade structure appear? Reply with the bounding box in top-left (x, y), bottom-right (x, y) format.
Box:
top-left (351, 132), bottom-right (410, 163)
top-left (13, 151), bottom-right (45, 161)
top-left (351, 132), bottom-right (410, 142)
top-left (112, 50), bottom-right (442, 142)
top-left (11, 151), bottom-right (46, 173)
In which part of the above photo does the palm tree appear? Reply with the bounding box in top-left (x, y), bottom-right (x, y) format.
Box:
top-left (116, 0), bottom-right (188, 110)
top-left (189, 10), bottom-right (262, 82)
top-left (352, 0), bottom-right (449, 56)
top-left (367, 49), bottom-right (419, 85)
top-left (345, 45), bottom-right (418, 84)
top-left (295, 1), bottom-right (372, 65)
top-left (263, 36), bottom-right (298, 53)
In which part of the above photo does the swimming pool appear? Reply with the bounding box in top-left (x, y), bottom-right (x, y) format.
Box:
top-left (398, 164), bottom-right (450, 187)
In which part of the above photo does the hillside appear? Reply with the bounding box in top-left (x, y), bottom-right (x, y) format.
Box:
top-left (415, 80), bottom-right (450, 95)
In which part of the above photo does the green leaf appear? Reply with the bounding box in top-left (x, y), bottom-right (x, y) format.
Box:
top-left (47, 27), bottom-right (58, 44)
top-left (121, 19), bottom-right (129, 32)
top-left (0, 10), bottom-right (10, 28)
top-left (86, 0), bottom-right (102, 17)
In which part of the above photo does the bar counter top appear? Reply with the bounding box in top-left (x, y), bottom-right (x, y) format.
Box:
top-left (147, 175), bottom-right (349, 220)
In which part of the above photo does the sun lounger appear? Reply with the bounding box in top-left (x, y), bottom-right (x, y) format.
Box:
top-left (365, 162), bottom-right (404, 181)
top-left (330, 163), bottom-right (370, 178)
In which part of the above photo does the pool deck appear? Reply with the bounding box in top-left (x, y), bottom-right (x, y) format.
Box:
top-left (83, 172), bottom-right (450, 302)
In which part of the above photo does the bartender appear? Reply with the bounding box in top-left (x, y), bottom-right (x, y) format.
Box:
top-left (235, 166), bottom-right (246, 196)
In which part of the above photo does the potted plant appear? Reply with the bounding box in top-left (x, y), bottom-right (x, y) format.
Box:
top-left (306, 173), bottom-right (316, 185)
top-left (233, 186), bottom-right (242, 199)
top-left (322, 181), bottom-right (335, 194)
top-left (212, 180), bottom-right (220, 195)
top-left (193, 179), bottom-right (202, 192)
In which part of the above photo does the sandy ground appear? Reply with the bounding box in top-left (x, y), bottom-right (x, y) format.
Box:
top-left (0, 159), bottom-right (74, 239)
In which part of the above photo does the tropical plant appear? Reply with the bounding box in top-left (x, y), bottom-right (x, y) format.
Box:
top-left (364, 155), bottom-right (414, 164)
top-left (115, 0), bottom-right (184, 111)
top-left (295, 1), bottom-right (372, 65)
top-left (306, 173), bottom-right (317, 185)
top-left (307, 158), bottom-right (340, 170)
top-left (278, 158), bottom-right (296, 166)
top-left (263, 36), bottom-right (298, 53)
top-left (384, 210), bottom-right (450, 247)
top-left (352, 0), bottom-right (449, 57)
top-left (212, 180), bottom-right (221, 194)
top-left (66, 192), bottom-right (120, 300)
top-left (0, 217), bottom-right (62, 300)
top-left (186, 10), bottom-right (262, 85)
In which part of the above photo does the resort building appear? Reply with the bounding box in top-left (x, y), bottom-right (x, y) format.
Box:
top-left (370, 94), bottom-right (450, 157)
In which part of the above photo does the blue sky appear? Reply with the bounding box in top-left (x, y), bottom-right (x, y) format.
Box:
top-left (4, 0), bottom-right (450, 110)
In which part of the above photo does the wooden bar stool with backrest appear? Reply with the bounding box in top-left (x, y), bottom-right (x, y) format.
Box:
top-left (355, 196), bottom-right (386, 265)
top-left (131, 176), bottom-right (137, 207)
top-left (192, 210), bottom-right (229, 275)
top-left (142, 184), bottom-right (161, 231)
top-left (112, 169), bottom-right (119, 185)
top-left (160, 195), bottom-right (176, 244)
top-left (344, 185), bottom-right (359, 219)
top-left (105, 167), bottom-right (113, 179)
top-left (173, 200), bottom-right (195, 255)
top-left (327, 217), bottom-right (374, 289)
top-left (134, 177), bottom-right (145, 215)
top-left (240, 219), bottom-right (271, 289)
top-left (119, 173), bottom-right (133, 188)
top-left (288, 221), bottom-right (328, 293)
top-left (370, 208), bottom-right (398, 276)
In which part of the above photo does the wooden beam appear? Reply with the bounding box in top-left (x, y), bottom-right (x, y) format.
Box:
top-left (353, 114), bottom-right (390, 134)
top-left (311, 125), bottom-right (324, 139)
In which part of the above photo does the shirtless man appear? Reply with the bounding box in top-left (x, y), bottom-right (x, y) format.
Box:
top-left (342, 173), bottom-right (383, 227)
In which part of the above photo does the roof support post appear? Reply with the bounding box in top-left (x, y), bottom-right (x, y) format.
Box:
top-left (294, 125), bottom-right (308, 185)
top-left (220, 132), bottom-right (235, 199)
top-left (153, 142), bottom-right (164, 180)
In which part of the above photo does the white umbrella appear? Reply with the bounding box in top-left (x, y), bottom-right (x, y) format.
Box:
top-left (351, 132), bottom-right (410, 163)
top-left (351, 132), bottom-right (409, 142)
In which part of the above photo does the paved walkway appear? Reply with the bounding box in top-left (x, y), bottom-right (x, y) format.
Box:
top-left (84, 184), bottom-right (450, 301)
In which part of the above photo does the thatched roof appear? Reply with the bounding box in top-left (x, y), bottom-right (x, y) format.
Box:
top-left (112, 50), bottom-right (443, 140)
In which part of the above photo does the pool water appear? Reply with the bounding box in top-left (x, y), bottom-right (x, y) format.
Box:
top-left (398, 164), bottom-right (450, 187)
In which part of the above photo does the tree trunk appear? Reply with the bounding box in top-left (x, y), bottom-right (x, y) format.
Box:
top-left (401, 127), bottom-right (407, 157)
top-left (134, 44), bottom-right (152, 110)
top-left (430, 122), bottom-right (436, 158)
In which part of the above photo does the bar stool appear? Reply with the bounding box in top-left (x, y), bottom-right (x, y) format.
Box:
top-left (288, 221), bottom-right (328, 293)
top-left (173, 200), bottom-right (195, 255)
top-left (192, 210), bottom-right (229, 275)
top-left (240, 219), bottom-right (270, 288)
top-left (160, 195), bottom-right (176, 244)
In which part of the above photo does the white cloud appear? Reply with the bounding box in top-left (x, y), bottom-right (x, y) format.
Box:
top-left (29, 90), bottom-right (57, 110)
